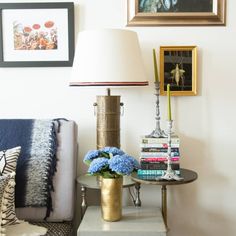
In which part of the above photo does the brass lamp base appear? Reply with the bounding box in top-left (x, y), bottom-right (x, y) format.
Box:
top-left (94, 89), bottom-right (122, 149)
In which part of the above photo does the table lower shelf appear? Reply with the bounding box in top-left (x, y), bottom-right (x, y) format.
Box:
top-left (77, 206), bottom-right (167, 236)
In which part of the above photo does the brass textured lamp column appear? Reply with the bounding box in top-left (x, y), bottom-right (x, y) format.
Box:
top-left (70, 29), bottom-right (148, 148)
top-left (95, 91), bottom-right (121, 149)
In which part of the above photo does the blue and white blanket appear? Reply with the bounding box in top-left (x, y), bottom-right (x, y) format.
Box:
top-left (0, 119), bottom-right (57, 218)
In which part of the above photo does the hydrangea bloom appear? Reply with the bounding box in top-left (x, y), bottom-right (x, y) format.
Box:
top-left (100, 147), bottom-right (125, 156)
top-left (83, 150), bottom-right (100, 164)
top-left (108, 154), bottom-right (140, 175)
top-left (83, 147), bottom-right (139, 177)
top-left (88, 157), bottom-right (109, 174)
top-left (131, 157), bottom-right (140, 170)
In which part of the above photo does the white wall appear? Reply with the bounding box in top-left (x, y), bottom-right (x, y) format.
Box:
top-left (1, 0), bottom-right (236, 235)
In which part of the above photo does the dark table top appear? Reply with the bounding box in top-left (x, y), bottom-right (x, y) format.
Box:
top-left (131, 168), bottom-right (198, 186)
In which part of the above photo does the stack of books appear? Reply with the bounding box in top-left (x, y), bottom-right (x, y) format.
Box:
top-left (137, 135), bottom-right (181, 178)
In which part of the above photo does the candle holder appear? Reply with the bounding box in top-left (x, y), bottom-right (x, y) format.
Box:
top-left (159, 120), bottom-right (183, 181)
top-left (146, 81), bottom-right (167, 138)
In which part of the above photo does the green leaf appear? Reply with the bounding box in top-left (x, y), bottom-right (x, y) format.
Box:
top-left (102, 171), bottom-right (115, 178)
top-left (84, 160), bottom-right (92, 166)
top-left (101, 152), bottom-right (110, 158)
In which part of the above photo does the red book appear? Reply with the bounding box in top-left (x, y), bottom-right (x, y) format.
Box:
top-left (140, 157), bottom-right (179, 162)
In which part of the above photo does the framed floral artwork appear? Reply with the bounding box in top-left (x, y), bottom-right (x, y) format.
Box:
top-left (160, 46), bottom-right (197, 96)
top-left (127, 0), bottom-right (226, 26)
top-left (0, 2), bottom-right (74, 67)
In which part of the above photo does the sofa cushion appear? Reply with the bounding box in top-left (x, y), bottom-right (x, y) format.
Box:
top-left (1, 173), bottom-right (19, 226)
top-left (0, 146), bottom-right (21, 227)
top-left (0, 146), bottom-right (21, 175)
top-left (0, 174), bottom-right (11, 234)
top-left (0, 172), bottom-right (20, 232)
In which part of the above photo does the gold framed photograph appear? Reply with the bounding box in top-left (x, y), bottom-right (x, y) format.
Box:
top-left (160, 46), bottom-right (197, 96)
top-left (127, 0), bottom-right (226, 26)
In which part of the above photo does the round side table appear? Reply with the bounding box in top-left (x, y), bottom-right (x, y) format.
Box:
top-left (131, 168), bottom-right (198, 227)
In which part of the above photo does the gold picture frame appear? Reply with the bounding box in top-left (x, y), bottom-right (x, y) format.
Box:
top-left (160, 46), bottom-right (197, 96)
top-left (127, 0), bottom-right (226, 26)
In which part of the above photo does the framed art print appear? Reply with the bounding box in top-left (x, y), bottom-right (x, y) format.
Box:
top-left (160, 46), bottom-right (197, 96)
top-left (0, 2), bottom-right (74, 67)
top-left (127, 0), bottom-right (226, 26)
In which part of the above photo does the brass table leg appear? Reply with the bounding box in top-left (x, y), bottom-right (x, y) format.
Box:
top-left (161, 185), bottom-right (167, 227)
top-left (134, 183), bottom-right (141, 207)
top-left (81, 186), bottom-right (87, 219)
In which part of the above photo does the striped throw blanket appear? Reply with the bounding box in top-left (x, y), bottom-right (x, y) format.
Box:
top-left (0, 119), bottom-right (57, 218)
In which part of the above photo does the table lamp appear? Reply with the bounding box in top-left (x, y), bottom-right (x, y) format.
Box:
top-left (70, 29), bottom-right (148, 149)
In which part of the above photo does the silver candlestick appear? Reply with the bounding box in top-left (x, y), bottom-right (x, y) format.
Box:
top-left (160, 120), bottom-right (183, 181)
top-left (147, 81), bottom-right (167, 138)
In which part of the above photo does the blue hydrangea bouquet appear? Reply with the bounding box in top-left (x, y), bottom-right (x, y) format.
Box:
top-left (83, 147), bottom-right (140, 178)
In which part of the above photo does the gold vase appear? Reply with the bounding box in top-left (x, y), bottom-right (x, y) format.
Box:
top-left (101, 177), bottom-right (123, 221)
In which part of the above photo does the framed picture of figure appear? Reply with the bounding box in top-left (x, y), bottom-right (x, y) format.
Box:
top-left (160, 46), bottom-right (197, 96)
top-left (127, 0), bottom-right (226, 26)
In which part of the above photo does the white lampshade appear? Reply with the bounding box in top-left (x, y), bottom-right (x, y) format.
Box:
top-left (70, 29), bottom-right (148, 86)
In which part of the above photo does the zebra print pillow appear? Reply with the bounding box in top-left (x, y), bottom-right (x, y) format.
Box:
top-left (0, 146), bottom-right (21, 175)
top-left (1, 172), bottom-right (20, 227)
top-left (0, 173), bottom-right (16, 235)
top-left (0, 147), bottom-right (21, 227)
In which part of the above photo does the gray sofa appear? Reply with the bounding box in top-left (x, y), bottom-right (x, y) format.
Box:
top-left (14, 120), bottom-right (78, 235)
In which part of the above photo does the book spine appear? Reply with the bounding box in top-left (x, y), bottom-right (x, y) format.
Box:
top-left (141, 137), bottom-right (180, 144)
top-left (140, 152), bottom-right (180, 157)
top-left (137, 169), bottom-right (180, 175)
top-left (140, 160), bottom-right (180, 164)
top-left (140, 157), bottom-right (180, 162)
top-left (136, 175), bottom-right (162, 180)
top-left (141, 147), bottom-right (179, 152)
top-left (140, 143), bottom-right (180, 148)
top-left (140, 162), bottom-right (180, 170)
